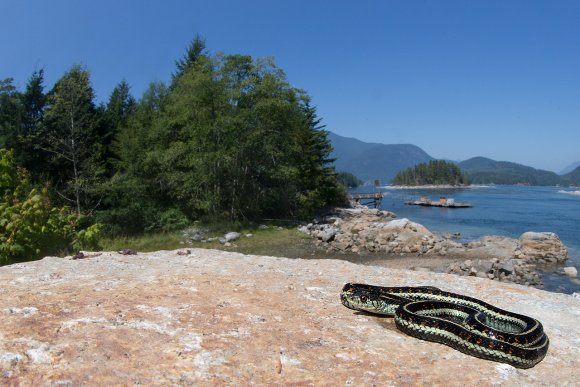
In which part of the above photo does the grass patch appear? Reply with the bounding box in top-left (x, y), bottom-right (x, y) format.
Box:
top-left (183, 225), bottom-right (318, 258)
top-left (99, 222), bottom-right (319, 259)
top-left (231, 227), bottom-right (316, 257)
top-left (99, 231), bottom-right (184, 253)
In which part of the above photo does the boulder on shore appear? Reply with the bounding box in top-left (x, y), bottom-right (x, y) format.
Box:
top-left (563, 266), bottom-right (578, 278)
top-left (0, 250), bottom-right (578, 385)
top-left (224, 232), bottom-right (241, 242)
top-left (301, 206), bottom-right (438, 256)
top-left (519, 232), bottom-right (569, 264)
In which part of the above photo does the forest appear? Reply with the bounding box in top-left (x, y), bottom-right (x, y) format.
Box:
top-left (392, 160), bottom-right (468, 186)
top-left (0, 37), bottom-right (346, 263)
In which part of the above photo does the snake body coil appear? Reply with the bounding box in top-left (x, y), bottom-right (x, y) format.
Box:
top-left (340, 283), bottom-right (548, 368)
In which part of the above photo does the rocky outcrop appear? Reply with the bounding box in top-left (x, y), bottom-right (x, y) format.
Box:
top-left (300, 205), bottom-right (569, 287)
top-left (448, 257), bottom-right (543, 286)
top-left (0, 250), bottom-right (578, 385)
top-left (461, 235), bottom-right (520, 258)
top-left (302, 206), bottom-right (439, 255)
top-left (444, 231), bottom-right (569, 266)
top-left (446, 233), bottom-right (569, 286)
top-left (519, 232), bottom-right (569, 264)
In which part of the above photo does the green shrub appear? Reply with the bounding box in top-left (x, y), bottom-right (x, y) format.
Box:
top-left (72, 223), bottom-right (103, 251)
top-left (0, 149), bottom-right (102, 263)
top-left (145, 208), bottom-right (190, 233)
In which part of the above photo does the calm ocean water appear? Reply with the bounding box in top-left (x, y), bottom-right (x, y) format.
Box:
top-left (354, 185), bottom-right (580, 294)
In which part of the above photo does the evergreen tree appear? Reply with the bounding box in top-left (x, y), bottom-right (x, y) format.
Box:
top-left (0, 78), bottom-right (22, 148)
top-left (21, 69), bottom-right (46, 134)
top-left (95, 81), bottom-right (172, 235)
top-left (14, 69), bottom-right (47, 173)
top-left (149, 53), bottom-right (227, 218)
top-left (106, 80), bottom-right (135, 130)
top-left (41, 65), bottom-right (100, 214)
top-left (100, 80), bottom-right (136, 175)
top-left (145, 50), bottom-right (345, 221)
top-left (172, 35), bottom-right (207, 83)
top-left (113, 81), bottom-right (165, 174)
top-left (293, 99), bottom-right (345, 215)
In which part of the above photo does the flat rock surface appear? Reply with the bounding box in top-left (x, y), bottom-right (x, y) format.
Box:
top-left (1, 250), bottom-right (579, 386)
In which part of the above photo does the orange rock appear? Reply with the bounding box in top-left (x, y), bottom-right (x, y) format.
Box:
top-left (0, 250), bottom-right (578, 385)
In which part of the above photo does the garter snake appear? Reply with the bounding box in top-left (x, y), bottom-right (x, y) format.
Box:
top-left (340, 283), bottom-right (549, 368)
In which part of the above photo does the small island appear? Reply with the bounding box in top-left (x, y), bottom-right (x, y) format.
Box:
top-left (391, 160), bottom-right (469, 187)
top-left (337, 171), bottom-right (363, 188)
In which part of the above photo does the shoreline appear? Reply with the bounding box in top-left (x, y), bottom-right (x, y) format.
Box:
top-left (299, 203), bottom-right (572, 290)
top-left (376, 184), bottom-right (580, 190)
top-left (381, 184), bottom-right (492, 189)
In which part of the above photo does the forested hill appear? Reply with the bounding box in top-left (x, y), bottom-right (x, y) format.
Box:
top-left (562, 166), bottom-right (580, 185)
top-left (327, 133), bottom-right (579, 186)
top-left (560, 161), bottom-right (580, 175)
top-left (328, 132), bottom-right (433, 184)
top-left (458, 157), bottom-right (563, 185)
top-left (392, 160), bottom-right (468, 186)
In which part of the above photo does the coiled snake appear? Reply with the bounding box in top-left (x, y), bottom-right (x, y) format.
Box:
top-left (340, 283), bottom-right (548, 368)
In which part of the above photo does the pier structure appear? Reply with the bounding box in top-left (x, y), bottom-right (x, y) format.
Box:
top-left (347, 192), bottom-right (383, 209)
top-left (405, 196), bottom-right (472, 208)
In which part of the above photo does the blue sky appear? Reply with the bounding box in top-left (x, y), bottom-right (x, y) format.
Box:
top-left (2, 0), bottom-right (579, 172)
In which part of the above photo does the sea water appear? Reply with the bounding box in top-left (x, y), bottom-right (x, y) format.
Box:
top-left (354, 185), bottom-right (580, 294)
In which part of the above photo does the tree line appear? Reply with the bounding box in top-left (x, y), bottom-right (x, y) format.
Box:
top-left (392, 160), bottom-right (468, 186)
top-left (336, 171), bottom-right (363, 188)
top-left (0, 36), bottom-right (346, 263)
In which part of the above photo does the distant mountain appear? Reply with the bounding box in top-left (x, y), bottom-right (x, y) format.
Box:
top-left (560, 161), bottom-right (580, 175)
top-left (327, 132), bottom-right (575, 186)
top-left (561, 166), bottom-right (580, 186)
top-left (458, 157), bottom-right (562, 186)
top-left (328, 132), bottom-right (433, 184)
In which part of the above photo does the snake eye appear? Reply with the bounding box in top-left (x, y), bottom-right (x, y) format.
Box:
top-left (360, 295), bottom-right (368, 303)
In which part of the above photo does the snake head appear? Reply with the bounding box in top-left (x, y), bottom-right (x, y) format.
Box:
top-left (341, 283), bottom-right (404, 315)
top-left (340, 283), bottom-right (383, 313)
